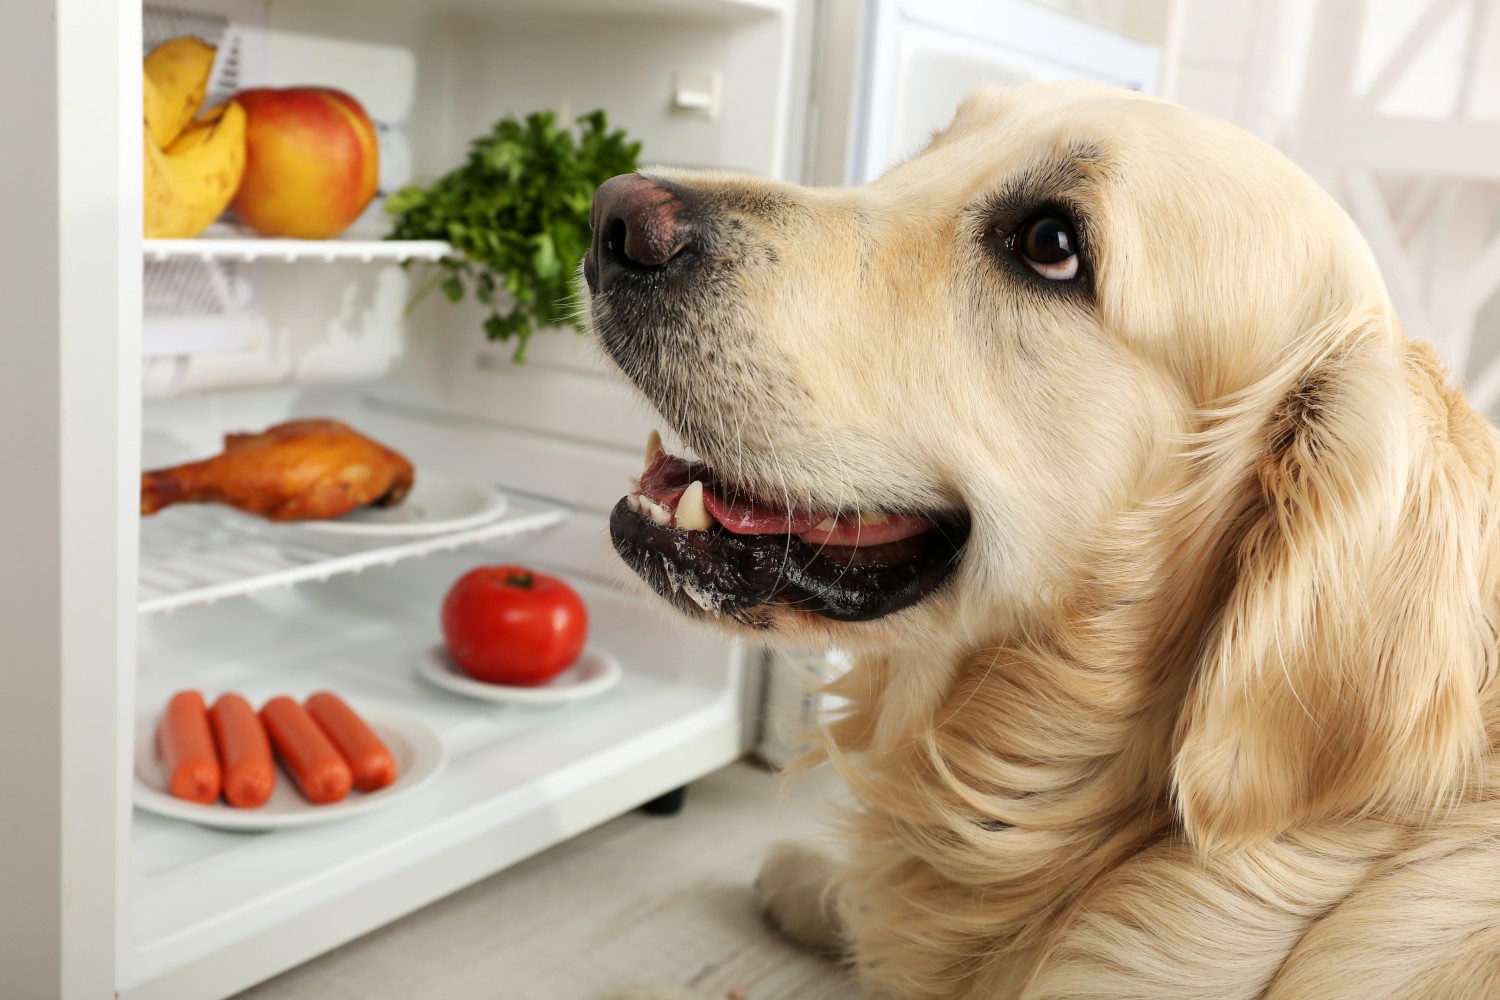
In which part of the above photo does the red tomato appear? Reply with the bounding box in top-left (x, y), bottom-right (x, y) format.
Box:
top-left (441, 566), bottom-right (589, 686)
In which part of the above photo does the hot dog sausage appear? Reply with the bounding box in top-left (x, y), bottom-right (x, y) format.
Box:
top-left (158, 690), bottom-right (222, 804)
top-left (210, 693), bottom-right (276, 808)
top-left (260, 696), bottom-right (351, 805)
top-left (305, 692), bottom-right (397, 792)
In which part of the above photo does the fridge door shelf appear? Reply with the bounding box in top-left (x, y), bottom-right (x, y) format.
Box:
top-left (137, 489), bottom-right (567, 615)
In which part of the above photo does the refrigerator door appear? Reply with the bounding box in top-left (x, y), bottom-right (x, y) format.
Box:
top-left (810, 0), bottom-right (1158, 185)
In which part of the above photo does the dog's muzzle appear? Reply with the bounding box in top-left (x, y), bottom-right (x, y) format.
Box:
top-left (584, 175), bottom-right (971, 625)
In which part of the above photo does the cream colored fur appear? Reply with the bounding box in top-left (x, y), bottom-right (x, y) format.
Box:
top-left (599, 84), bottom-right (1500, 999)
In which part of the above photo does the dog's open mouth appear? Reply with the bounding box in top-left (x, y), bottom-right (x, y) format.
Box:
top-left (609, 432), bottom-right (969, 623)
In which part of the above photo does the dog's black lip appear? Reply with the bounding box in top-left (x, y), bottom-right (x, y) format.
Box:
top-left (609, 497), bottom-right (969, 623)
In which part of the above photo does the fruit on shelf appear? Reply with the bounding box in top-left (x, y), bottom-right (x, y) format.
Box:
top-left (143, 36), bottom-right (216, 149)
top-left (441, 566), bottom-right (590, 687)
top-left (144, 100), bottom-right (247, 239)
top-left (142, 36), bottom-right (246, 239)
top-left (231, 88), bottom-right (379, 239)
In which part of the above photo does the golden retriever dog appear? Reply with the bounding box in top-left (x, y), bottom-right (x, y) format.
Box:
top-left (581, 82), bottom-right (1500, 999)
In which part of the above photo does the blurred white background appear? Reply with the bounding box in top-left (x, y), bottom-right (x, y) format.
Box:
top-left (1039, 0), bottom-right (1500, 415)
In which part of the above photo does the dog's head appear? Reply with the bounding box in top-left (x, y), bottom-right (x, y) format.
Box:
top-left (585, 83), bottom-right (1385, 642)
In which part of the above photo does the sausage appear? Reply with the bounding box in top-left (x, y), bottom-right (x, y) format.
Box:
top-left (259, 696), bottom-right (352, 805)
top-left (209, 693), bottom-right (276, 808)
top-left (158, 690), bottom-right (222, 804)
top-left (304, 692), bottom-right (398, 792)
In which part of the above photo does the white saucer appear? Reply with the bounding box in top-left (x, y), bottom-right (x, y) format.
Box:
top-left (417, 645), bottom-right (622, 705)
top-left (133, 706), bottom-right (446, 832)
top-left (292, 470), bottom-right (508, 536)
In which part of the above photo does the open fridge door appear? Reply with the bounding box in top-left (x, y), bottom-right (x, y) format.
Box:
top-left (807, 0), bottom-right (1159, 186)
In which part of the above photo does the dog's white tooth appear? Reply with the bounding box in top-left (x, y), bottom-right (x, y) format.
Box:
top-left (646, 499), bottom-right (673, 526)
top-left (814, 517), bottom-right (837, 532)
top-left (645, 429), bottom-right (663, 467)
top-left (858, 511), bottom-right (888, 526)
top-left (627, 494), bottom-right (644, 513)
top-left (677, 481), bottom-right (714, 531)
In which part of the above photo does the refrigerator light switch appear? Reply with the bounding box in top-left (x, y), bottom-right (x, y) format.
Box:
top-left (672, 71), bottom-right (721, 119)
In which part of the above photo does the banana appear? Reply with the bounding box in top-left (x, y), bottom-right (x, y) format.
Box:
top-left (143, 72), bottom-right (173, 149)
top-left (142, 37), bottom-right (245, 239)
top-left (143, 36), bottom-right (217, 148)
top-left (165, 100), bottom-right (232, 156)
top-left (144, 99), bottom-right (247, 238)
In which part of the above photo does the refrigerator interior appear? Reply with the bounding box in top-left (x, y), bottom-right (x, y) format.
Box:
top-left (126, 0), bottom-right (792, 996)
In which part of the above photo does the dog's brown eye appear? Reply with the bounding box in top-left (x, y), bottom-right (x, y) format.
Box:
top-left (1015, 216), bottom-right (1079, 281)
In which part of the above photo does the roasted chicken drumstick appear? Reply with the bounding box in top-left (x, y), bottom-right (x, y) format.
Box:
top-left (141, 419), bottom-right (415, 521)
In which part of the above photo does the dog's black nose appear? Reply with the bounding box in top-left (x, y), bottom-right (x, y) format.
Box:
top-left (586, 174), bottom-right (694, 293)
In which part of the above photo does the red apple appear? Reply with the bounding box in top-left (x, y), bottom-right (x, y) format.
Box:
top-left (231, 87), bottom-right (378, 239)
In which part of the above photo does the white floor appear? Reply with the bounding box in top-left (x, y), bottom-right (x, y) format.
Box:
top-left (234, 762), bottom-right (859, 1000)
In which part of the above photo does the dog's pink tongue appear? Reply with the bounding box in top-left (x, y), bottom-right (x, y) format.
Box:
top-left (799, 514), bottom-right (936, 547)
top-left (637, 453), bottom-right (826, 535)
top-left (701, 489), bottom-right (826, 535)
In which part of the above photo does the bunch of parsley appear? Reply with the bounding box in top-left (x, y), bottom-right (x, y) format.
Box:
top-left (386, 109), bottom-right (641, 360)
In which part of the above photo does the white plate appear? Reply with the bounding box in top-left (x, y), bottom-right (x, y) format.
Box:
top-left (133, 706), bottom-right (446, 832)
top-left (291, 470), bottom-right (508, 536)
top-left (417, 645), bottom-right (623, 705)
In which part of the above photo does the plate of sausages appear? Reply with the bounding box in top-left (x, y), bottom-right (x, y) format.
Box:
top-left (133, 690), bottom-right (446, 832)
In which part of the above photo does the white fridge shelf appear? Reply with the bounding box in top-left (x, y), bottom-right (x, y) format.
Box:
top-left (137, 491), bottom-right (566, 615)
top-left (145, 226), bottom-right (450, 264)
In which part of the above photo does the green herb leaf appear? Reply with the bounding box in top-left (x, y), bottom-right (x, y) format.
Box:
top-left (531, 233), bottom-right (559, 280)
top-left (386, 109), bottom-right (641, 361)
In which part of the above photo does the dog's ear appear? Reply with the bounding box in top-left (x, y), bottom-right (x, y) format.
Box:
top-left (1173, 324), bottom-right (1493, 851)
